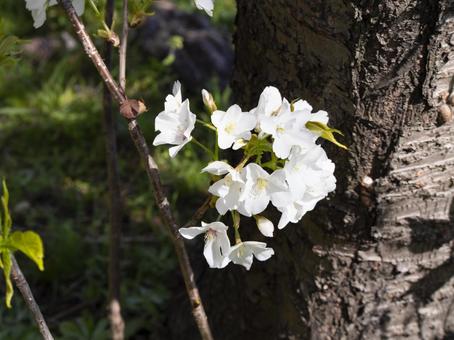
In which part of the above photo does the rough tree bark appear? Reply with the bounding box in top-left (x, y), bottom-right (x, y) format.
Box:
top-left (187, 1), bottom-right (454, 339)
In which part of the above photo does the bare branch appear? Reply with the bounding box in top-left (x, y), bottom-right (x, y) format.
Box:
top-left (183, 196), bottom-right (212, 228)
top-left (60, 0), bottom-right (126, 104)
top-left (128, 121), bottom-right (213, 340)
top-left (103, 0), bottom-right (125, 339)
top-left (58, 1), bottom-right (213, 339)
top-left (11, 256), bottom-right (54, 340)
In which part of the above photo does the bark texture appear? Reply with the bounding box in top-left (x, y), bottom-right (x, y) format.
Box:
top-left (194, 1), bottom-right (454, 339)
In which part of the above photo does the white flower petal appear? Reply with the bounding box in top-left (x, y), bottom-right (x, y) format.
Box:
top-left (203, 238), bottom-right (217, 268)
top-left (154, 84), bottom-right (195, 157)
top-left (169, 138), bottom-right (191, 158)
top-left (248, 242), bottom-right (275, 261)
top-left (255, 86), bottom-right (282, 118)
top-left (179, 226), bottom-right (208, 239)
top-left (194, 0), bottom-right (214, 16)
top-left (232, 139), bottom-right (248, 150)
top-left (206, 221), bottom-right (229, 232)
top-left (31, 7), bottom-right (47, 28)
top-left (217, 131), bottom-right (234, 149)
top-left (229, 244), bottom-right (254, 270)
top-left (272, 137), bottom-right (293, 159)
top-left (202, 161), bottom-right (233, 175)
top-left (292, 99), bottom-right (312, 112)
top-left (244, 193), bottom-right (269, 216)
top-left (73, 0), bottom-right (85, 16)
top-left (215, 198), bottom-right (230, 215)
top-left (172, 81), bottom-right (182, 102)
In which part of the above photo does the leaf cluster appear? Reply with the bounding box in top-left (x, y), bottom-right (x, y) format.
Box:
top-left (0, 29), bottom-right (22, 68)
top-left (0, 180), bottom-right (44, 308)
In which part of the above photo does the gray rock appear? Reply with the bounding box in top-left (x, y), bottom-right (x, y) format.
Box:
top-left (136, 1), bottom-right (234, 91)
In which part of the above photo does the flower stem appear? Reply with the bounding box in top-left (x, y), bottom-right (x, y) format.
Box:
top-left (88, 0), bottom-right (111, 32)
top-left (214, 131), bottom-right (219, 161)
top-left (191, 137), bottom-right (214, 158)
top-left (196, 119), bottom-right (217, 132)
top-left (235, 154), bottom-right (250, 170)
top-left (231, 211), bottom-right (242, 244)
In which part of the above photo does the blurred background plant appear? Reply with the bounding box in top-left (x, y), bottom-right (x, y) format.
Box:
top-left (0, 0), bottom-right (235, 338)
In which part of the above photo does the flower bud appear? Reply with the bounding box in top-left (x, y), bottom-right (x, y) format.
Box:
top-left (97, 29), bottom-right (120, 47)
top-left (202, 89), bottom-right (217, 113)
top-left (120, 99), bottom-right (147, 119)
top-left (255, 215), bottom-right (274, 237)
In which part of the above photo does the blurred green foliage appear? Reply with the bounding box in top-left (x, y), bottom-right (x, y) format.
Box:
top-left (0, 0), bottom-right (235, 338)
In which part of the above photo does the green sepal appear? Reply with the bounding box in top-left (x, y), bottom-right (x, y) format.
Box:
top-left (1, 251), bottom-right (13, 308)
top-left (244, 135), bottom-right (273, 159)
top-left (7, 231), bottom-right (44, 271)
top-left (306, 121), bottom-right (348, 150)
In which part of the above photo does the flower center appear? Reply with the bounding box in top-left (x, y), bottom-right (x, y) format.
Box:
top-left (224, 122), bottom-right (236, 134)
top-left (205, 229), bottom-right (217, 241)
top-left (256, 178), bottom-right (268, 190)
top-left (276, 125), bottom-right (285, 134)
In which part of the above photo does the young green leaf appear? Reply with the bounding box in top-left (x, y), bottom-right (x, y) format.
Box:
top-left (244, 135), bottom-right (273, 159)
top-left (305, 121), bottom-right (348, 150)
top-left (7, 231), bottom-right (44, 271)
top-left (0, 35), bottom-right (21, 68)
top-left (129, 0), bottom-right (155, 27)
top-left (1, 179), bottom-right (12, 237)
top-left (1, 251), bottom-right (13, 308)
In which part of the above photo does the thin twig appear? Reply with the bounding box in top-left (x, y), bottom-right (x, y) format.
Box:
top-left (58, 1), bottom-right (213, 339)
top-left (119, 0), bottom-right (128, 90)
top-left (127, 121), bottom-right (213, 340)
top-left (10, 256), bottom-right (54, 340)
top-left (102, 0), bottom-right (125, 339)
top-left (183, 196), bottom-right (212, 228)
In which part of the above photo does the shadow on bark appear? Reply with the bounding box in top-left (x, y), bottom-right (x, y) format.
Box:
top-left (406, 198), bottom-right (454, 302)
top-left (400, 198), bottom-right (454, 335)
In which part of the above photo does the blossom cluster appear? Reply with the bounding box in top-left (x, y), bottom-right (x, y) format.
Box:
top-left (153, 83), bottom-right (345, 270)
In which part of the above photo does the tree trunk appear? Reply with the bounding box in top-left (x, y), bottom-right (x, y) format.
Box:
top-left (195, 1), bottom-right (454, 339)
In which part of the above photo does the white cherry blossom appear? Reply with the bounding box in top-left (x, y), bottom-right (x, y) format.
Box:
top-left (194, 0), bottom-right (214, 16)
top-left (211, 105), bottom-right (257, 150)
top-left (209, 168), bottom-right (245, 215)
top-left (284, 145), bottom-right (336, 197)
top-left (259, 99), bottom-right (315, 158)
top-left (153, 81), bottom-right (196, 158)
top-left (271, 191), bottom-right (306, 229)
top-left (237, 164), bottom-right (287, 217)
top-left (271, 146), bottom-right (336, 229)
top-left (228, 241), bottom-right (274, 270)
top-left (179, 221), bottom-right (231, 269)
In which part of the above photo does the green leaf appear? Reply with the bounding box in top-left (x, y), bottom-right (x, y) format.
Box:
top-left (244, 135), bottom-right (273, 159)
top-left (305, 121), bottom-right (348, 150)
top-left (0, 34), bottom-right (21, 68)
top-left (1, 251), bottom-right (13, 308)
top-left (1, 179), bottom-right (12, 237)
top-left (7, 231), bottom-right (44, 271)
top-left (129, 0), bottom-right (155, 26)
